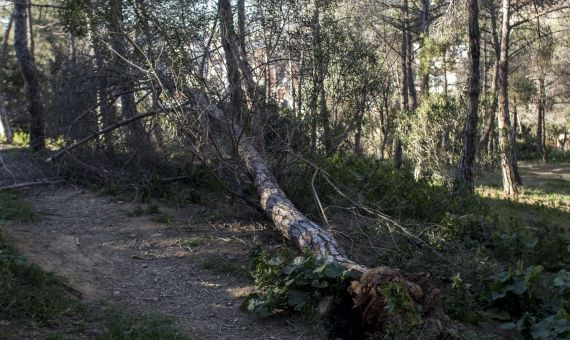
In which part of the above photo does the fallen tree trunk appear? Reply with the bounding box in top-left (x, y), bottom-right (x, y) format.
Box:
top-left (192, 91), bottom-right (440, 335)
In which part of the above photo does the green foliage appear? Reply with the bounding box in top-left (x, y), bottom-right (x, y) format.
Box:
top-left (379, 282), bottom-right (423, 337)
top-left (446, 273), bottom-right (481, 323)
top-left (511, 74), bottom-right (537, 105)
top-left (12, 131), bottom-right (30, 148)
top-left (489, 265), bottom-right (544, 317)
top-left (101, 309), bottom-right (188, 340)
top-left (282, 153), bottom-right (569, 336)
top-left (285, 154), bottom-right (473, 223)
top-left (490, 266), bottom-right (570, 339)
top-left (58, 0), bottom-right (90, 37)
top-left (0, 191), bottom-right (37, 222)
top-left (418, 36), bottom-right (448, 77)
top-left (399, 94), bottom-right (464, 175)
top-left (0, 232), bottom-right (83, 326)
top-left (245, 250), bottom-right (358, 317)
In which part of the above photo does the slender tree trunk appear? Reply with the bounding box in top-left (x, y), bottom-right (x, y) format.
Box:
top-left (89, 11), bottom-right (116, 153)
top-left (406, 0), bottom-right (422, 179)
top-left (109, 0), bottom-right (152, 153)
top-left (13, 0), bottom-right (45, 151)
top-left (395, 0), bottom-right (409, 169)
top-left (237, 0), bottom-right (266, 151)
top-left (457, 0), bottom-right (480, 191)
top-left (537, 73), bottom-right (547, 161)
top-left (511, 104), bottom-right (522, 184)
top-left (497, 0), bottom-right (518, 195)
top-left (0, 14), bottom-right (14, 144)
top-left (542, 104), bottom-right (547, 161)
top-left (479, 4), bottom-right (500, 155)
top-left (406, 22), bottom-right (417, 111)
top-left (419, 0), bottom-right (430, 96)
top-left (379, 86), bottom-right (390, 160)
top-left (442, 50), bottom-right (448, 97)
top-left (354, 83), bottom-right (368, 155)
top-left (312, 0), bottom-right (331, 154)
top-left (219, 0), bottom-right (245, 120)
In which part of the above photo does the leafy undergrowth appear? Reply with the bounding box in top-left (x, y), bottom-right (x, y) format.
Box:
top-left (257, 154), bottom-right (570, 338)
top-left (245, 249), bottom-right (359, 317)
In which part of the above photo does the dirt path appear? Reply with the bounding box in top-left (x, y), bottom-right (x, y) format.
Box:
top-left (0, 147), bottom-right (308, 339)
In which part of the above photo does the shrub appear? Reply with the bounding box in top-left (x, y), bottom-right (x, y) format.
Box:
top-left (245, 249), bottom-right (358, 317)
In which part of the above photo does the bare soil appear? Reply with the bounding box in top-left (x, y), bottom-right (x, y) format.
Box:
top-left (0, 146), bottom-right (311, 339)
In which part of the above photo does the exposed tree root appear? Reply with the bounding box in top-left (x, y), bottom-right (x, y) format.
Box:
top-left (349, 267), bottom-right (441, 337)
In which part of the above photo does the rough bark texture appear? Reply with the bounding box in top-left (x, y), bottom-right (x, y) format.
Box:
top-left (457, 0), bottom-right (480, 190)
top-left (0, 14), bottom-right (14, 144)
top-left (13, 0), bottom-right (45, 151)
top-left (497, 0), bottom-right (518, 195)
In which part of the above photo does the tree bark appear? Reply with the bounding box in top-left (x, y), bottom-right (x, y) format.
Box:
top-left (236, 0), bottom-right (266, 151)
top-left (511, 104), bottom-right (522, 184)
top-left (379, 85), bottom-right (390, 160)
top-left (219, 0), bottom-right (245, 122)
top-left (0, 14), bottom-right (14, 144)
top-left (457, 0), bottom-right (480, 191)
top-left (89, 7), bottom-right (117, 153)
top-left (406, 11), bottom-right (417, 112)
top-left (312, 0), bottom-right (331, 154)
top-left (394, 0), bottom-right (410, 169)
top-left (353, 87), bottom-right (367, 155)
top-left (109, 0), bottom-right (152, 153)
top-left (13, 0), bottom-right (45, 151)
top-left (537, 73), bottom-right (547, 162)
top-left (479, 3), bottom-right (500, 155)
top-left (497, 0), bottom-right (518, 196)
top-left (419, 0), bottom-right (430, 96)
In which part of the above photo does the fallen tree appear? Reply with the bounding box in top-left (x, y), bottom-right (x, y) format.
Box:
top-left (45, 87), bottom-right (443, 335)
top-left (191, 91), bottom-right (442, 336)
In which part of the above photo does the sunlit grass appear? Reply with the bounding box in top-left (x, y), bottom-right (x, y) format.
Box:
top-left (476, 161), bottom-right (570, 228)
